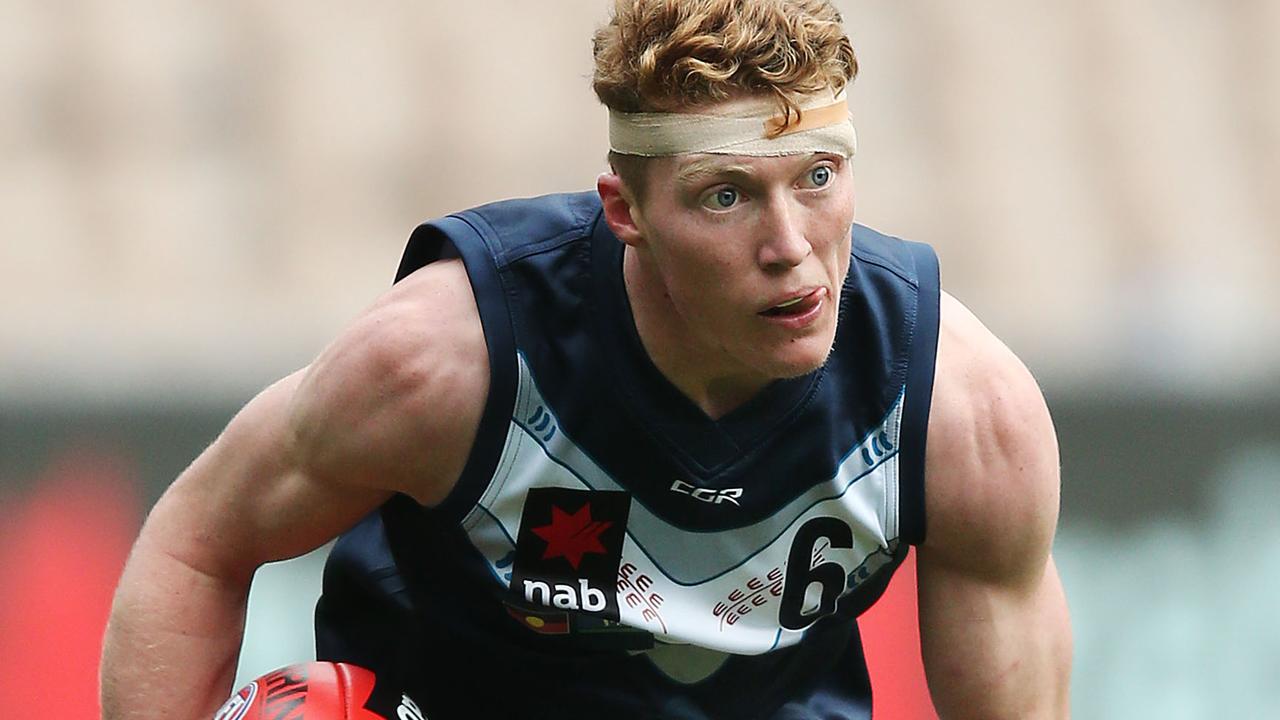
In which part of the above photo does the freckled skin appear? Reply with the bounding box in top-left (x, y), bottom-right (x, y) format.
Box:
top-left (599, 150), bottom-right (855, 417)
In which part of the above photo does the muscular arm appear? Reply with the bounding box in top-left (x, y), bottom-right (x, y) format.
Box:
top-left (100, 259), bottom-right (488, 719)
top-left (916, 293), bottom-right (1072, 719)
top-left (99, 371), bottom-right (392, 719)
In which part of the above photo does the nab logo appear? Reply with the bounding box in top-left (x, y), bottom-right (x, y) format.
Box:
top-left (510, 488), bottom-right (630, 621)
top-left (523, 577), bottom-right (608, 612)
top-left (670, 479), bottom-right (743, 505)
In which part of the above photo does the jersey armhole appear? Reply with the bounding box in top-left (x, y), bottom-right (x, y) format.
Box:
top-left (392, 216), bottom-right (519, 523)
top-left (897, 241), bottom-right (940, 546)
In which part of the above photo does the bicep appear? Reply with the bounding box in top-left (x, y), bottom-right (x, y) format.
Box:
top-left (141, 370), bottom-right (391, 584)
top-left (916, 292), bottom-right (1072, 718)
top-left (104, 371), bottom-right (392, 717)
top-left (140, 257), bottom-right (484, 582)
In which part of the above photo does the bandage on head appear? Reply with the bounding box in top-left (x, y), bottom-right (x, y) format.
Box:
top-left (608, 91), bottom-right (857, 158)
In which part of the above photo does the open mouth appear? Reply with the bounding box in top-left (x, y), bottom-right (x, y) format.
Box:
top-left (760, 289), bottom-right (823, 317)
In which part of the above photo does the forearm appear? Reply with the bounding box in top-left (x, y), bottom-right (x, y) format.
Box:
top-left (101, 531), bottom-right (253, 720)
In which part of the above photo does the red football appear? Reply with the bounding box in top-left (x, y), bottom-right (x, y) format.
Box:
top-left (212, 662), bottom-right (389, 720)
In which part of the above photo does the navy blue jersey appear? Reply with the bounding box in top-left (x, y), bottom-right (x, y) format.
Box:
top-left (315, 191), bottom-right (940, 719)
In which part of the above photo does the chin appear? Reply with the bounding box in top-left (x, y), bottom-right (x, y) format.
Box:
top-left (755, 334), bottom-right (836, 380)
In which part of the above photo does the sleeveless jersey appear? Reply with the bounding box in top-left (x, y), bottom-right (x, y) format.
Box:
top-left (314, 191), bottom-right (941, 720)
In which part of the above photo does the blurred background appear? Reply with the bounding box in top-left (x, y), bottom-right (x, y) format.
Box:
top-left (2, 1), bottom-right (1277, 717)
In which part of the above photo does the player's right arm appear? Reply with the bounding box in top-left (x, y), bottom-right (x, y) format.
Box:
top-left (100, 258), bottom-right (489, 720)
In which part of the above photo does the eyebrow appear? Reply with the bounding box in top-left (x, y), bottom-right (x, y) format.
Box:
top-left (675, 159), bottom-right (756, 187)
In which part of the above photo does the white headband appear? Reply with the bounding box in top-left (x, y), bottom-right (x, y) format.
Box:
top-left (608, 91), bottom-right (857, 158)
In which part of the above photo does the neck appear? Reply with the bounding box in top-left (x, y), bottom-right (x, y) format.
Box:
top-left (621, 246), bottom-right (770, 420)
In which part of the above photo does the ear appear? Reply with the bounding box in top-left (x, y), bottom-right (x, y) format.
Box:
top-left (596, 172), bottom-right (645, 247)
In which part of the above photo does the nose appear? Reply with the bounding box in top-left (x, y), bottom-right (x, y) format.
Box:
top-left (755, 196), bottom-right (811, 271)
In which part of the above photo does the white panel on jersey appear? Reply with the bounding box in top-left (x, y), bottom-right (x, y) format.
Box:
top-left (457, 353), bottom-right (906, 655)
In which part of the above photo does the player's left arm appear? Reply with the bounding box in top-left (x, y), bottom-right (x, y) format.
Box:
top-left (916, 292), bottom-right (1072, 719)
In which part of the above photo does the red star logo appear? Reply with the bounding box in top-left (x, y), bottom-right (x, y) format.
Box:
top-left (530, 503), bottom-right (613, 570)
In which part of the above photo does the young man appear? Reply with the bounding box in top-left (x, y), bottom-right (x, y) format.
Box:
top-left (102, 1), bottom-right (1071, 717)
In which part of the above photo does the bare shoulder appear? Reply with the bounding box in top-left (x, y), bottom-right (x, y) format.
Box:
top-left (922, 291), bottom-right (1061, 580)
top-left (289, 258), bottom-right (490, 506)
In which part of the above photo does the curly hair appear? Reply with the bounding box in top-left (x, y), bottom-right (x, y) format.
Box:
top-left (592, 0), bottom-right (858, 121)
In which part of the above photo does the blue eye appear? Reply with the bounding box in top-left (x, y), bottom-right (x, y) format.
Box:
top-left (713, 188), bottom-right (739, 208)
top-left (809, 165), bottom-right (832, 187)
